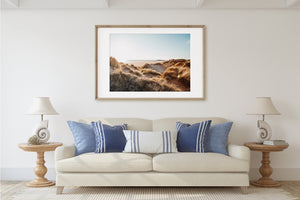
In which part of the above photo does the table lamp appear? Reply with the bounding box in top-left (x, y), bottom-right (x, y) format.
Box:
top-left (27, 97), bottom-right (59, 143)
top-left (247, 97), bottom-right (280, 142)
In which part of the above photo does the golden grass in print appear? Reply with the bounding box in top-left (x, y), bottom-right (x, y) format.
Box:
top-left (110, 57), bottom-right (190, 92)
top-left (109, 33), bottom-right (191, 92)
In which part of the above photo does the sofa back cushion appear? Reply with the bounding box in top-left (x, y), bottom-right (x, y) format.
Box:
top-left (152, 118), bottom-right (228, 131)
top-left (80, 118), bottom-right (152, 131)
top-left (80, 118), bottom-right (227, 132)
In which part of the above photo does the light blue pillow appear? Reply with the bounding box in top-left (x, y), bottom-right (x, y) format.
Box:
top-left (67, 121), bottom-right (96, 156)
top-left (176, 120), bottom-right (212, 152)
top-left (205, 122), bottom-right (233, 155)
top-left (91, 121), bottom-right (127, 153)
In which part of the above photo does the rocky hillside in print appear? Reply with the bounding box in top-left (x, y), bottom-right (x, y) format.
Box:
top-left (110, 57), bottom-right (190, 92)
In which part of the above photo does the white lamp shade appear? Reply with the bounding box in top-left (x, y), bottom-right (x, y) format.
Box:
top-left (27, 97), bottom-right (59, 115)
top-left (247, 97), bottom-right (280, 115)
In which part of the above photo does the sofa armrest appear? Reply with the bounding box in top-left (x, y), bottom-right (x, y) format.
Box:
top-left (55, 145), bottom-right (76, 161)
top-left (228, 143), bottom-right (250, 161)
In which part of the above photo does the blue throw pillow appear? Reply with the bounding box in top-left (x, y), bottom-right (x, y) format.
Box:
top-left (176, 120), bottom-right (211, 152)
top-left (67, 121), bottom-right (96, 156)
top-left (205, 122), bottom-right (233, 155)
top-left (91, 121), bottom-right (127, 153)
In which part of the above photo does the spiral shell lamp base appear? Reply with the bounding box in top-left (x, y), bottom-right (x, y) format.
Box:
top-left (256, 120), bottom-right (272, 143)
top-left (34, 120), bottom-right (50, 143)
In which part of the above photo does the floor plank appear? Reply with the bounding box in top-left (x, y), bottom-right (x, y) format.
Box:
top-left (279, 181), bottom-right (300, 199)
top-left (1, 181), bottom-right (27, 200)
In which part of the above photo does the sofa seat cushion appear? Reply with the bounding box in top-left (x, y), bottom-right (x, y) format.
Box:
top-left (153, 153), bottom-right (249, 172)
top-left (56, 153), bottom-right (153, 172)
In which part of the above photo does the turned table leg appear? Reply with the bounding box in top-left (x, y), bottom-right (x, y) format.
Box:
top-left (26, 151), bottom-right (55, 187)
top-left (251, 151), bottom-right (280, 187)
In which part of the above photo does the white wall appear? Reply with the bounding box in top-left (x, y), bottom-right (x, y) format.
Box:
top-left (1, 9), bottom-right (300, 181)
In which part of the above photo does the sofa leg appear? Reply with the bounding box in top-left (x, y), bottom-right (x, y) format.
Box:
top-left (56, 186), bottom-right (64, 194)
top-left (240, 186), bottom-right (248, 194)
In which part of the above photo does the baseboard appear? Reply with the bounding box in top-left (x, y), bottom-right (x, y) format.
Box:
top-left (249, 168), bottom-right (300, 181)
top-left (1, 168), bottom-right (56, 181)
top-left (1, 167), bottom-right (300, 181)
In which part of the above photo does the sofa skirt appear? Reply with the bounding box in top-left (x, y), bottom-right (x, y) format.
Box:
top-left (56, 172), bottom-right (249, 187)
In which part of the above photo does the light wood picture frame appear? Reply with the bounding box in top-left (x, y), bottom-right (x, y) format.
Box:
top-left (95, 25), bottom-right (205, 100)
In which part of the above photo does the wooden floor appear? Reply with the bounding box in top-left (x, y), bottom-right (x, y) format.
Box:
top-left (1, 181), bottom-right (300, 200)
top-left (279, 181), bottom-right (300, 199)
top-left (1, 181), bottom-right (26, 200)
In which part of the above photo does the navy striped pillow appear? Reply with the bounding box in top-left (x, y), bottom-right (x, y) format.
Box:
top-left (91, 121), bottom-right (127, 153)
top-left (176, 120), bottom-right (211, 152)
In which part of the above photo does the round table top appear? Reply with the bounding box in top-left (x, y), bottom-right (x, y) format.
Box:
top-left (18, 142), bottom-right (63, 152)
top-left (244, 142), bottom-right (289, 152)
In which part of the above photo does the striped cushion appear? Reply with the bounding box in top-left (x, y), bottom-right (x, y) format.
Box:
top-left (91, 121), bottom-right (127, 153)
top-left (123, 130), bottom-right (178, 153)
top-left (176, 120), bottom-right (211, 152)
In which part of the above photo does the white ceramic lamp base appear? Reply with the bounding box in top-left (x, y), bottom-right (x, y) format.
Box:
top-left (256, 120), bottom-right (272, 143)
top-left (34, 120), bottom-right (50, 143)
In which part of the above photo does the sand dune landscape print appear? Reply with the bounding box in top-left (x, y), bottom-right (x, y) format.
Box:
top-left (110, 33), bottom-right (191, 92)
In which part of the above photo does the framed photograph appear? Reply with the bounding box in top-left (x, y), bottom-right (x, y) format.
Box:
top-left (95, 25), bottom-right (205, 100)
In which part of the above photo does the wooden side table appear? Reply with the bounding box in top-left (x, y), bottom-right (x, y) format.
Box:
top-left (18, 142), bottom-right (63, 187)
top-left (244, 142), bottom-right (288, 187)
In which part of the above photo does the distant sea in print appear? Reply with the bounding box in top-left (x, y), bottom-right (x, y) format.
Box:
top-left (109, 33), bottom-right (191, 92)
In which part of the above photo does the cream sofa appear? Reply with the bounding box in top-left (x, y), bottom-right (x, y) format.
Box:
top-left (55, 117), bottom-right (250, 194)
